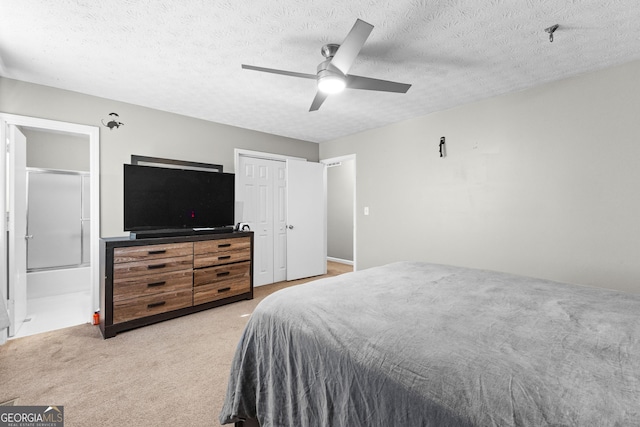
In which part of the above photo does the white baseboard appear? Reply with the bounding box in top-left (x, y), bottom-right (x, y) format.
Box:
top-left (327, 257), bottom-right (354, 266)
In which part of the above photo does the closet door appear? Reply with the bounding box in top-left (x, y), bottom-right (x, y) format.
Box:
top-left (273, 162), bottom-right (287, 283)
top-left (237, 157), bottom-right (276, 286)
top-left (286, 160), bottom-right (326, 281)
top-left (236, 155), bottom-right (324, 285)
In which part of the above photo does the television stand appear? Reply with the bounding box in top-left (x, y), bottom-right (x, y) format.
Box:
top-left (130, 227), bottom-right (234, 239)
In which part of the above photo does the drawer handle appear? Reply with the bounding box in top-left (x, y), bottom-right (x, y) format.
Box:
top-left (148, 250), bottom-right (166, 255)
top-left (147, 281), bottom-right (166, 287)
top-left (147, 263), bottom-right (166, 270)
top-left (147, 301), bottom-right (166, 309)
top-left (217, 271), bottom-right (230, 277)
top-left (218, 287), bottom-right (231, 293)
top-left (218, 255), bottom-right (231, 260)
top-left (218, 243), bottom-right (232, 248)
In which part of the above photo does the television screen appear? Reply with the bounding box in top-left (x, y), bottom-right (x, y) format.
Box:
top-left (124, 164), bottom-right (234, 231)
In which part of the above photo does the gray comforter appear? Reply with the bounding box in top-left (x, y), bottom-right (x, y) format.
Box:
top-left (219, 262), bottom-right (640, 426)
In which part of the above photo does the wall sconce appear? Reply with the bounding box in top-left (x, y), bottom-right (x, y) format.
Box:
top-left (102, 112), bottom-right (124, 130)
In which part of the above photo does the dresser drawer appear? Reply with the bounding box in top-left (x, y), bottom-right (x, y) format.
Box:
top-left (113, 289), bottom-right (193, 324)
top-left (194, 260), bottom-right (250, 287)
top-left (194, 237), bottom-right (251, 256)
top-left (114, 255), bottom-right (193, 280)
top-left (193, 237), bottom-right (251, 268)
top-left (193, 279), bottom-right (251, 306)
top-left (113, 269), bottom-right (193, 302)
top-left (193, 261), bottom-right (251, 305)
top-left (114, 242), bottom-right (193, 264)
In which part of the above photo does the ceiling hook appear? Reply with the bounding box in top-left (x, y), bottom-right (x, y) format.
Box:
top-left (545, 24), bottom-right (559, 43)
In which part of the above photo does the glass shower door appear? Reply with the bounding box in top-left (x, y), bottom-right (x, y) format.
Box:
top-left (27, 169), bottom-right (90, 271)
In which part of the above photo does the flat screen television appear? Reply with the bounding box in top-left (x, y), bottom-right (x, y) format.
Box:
top-left (123, 164), bottom-right (235, 233)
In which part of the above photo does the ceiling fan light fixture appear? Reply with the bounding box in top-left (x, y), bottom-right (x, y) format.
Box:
top-left (318, 74), bottom-right (346, 94)
top-left (242, 19), bottom-right (410, 111)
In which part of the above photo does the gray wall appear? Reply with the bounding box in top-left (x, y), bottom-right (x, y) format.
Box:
top-left (22, 128), bottom-right (90, 171)
top-left (327, 158), bottom-right (354, 262)
top-left (320, 59), bottom-right (640, 294)
top-left (0, 77), bottom-right (319, 237)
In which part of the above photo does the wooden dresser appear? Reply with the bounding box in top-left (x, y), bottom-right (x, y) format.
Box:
top-left (99, 232), bottom-right (253, 338)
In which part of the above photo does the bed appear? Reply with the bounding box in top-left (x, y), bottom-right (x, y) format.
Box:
top-left (219, 261), bottom-right (640, 426)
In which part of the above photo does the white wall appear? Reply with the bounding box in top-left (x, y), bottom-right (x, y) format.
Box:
top-left (0, 77), bottom-right (319, 237)
top-left (326, 159), bottom-right (355, 262)
top-left (320, 59), bottom-right (640, 294)
top-left (22, 128), bottom-right (90, 171)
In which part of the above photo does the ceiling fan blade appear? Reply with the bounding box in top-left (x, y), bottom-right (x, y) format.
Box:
top-left (242, 64), bottom-right (316, 80)
top-left (309, 91), bottom-right (329, 112)
top-left (330, 19), bottom-right (374, 75)
top-left (346, 75), bottom-right (411, 93)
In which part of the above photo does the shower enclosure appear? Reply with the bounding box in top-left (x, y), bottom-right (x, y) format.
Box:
top-left (27, 169), bottom-right (90, 273)
top-left (11, 168), bottom-right (93, 337)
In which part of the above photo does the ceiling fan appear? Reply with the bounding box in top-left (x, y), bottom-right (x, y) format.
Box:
top-left (242, 19), bottom-right (412, 112)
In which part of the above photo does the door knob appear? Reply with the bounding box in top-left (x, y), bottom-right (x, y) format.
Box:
top-left (287, 225), bottom-right (294, 229)
top-left (25, 235), bottom-right (33, 240)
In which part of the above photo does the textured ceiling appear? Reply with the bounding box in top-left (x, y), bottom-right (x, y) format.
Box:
top-left (1, 0), bottom-right (640, 143)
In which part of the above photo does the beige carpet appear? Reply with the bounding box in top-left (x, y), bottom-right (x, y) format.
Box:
top-left (0, 262), bottom-right (352, 426)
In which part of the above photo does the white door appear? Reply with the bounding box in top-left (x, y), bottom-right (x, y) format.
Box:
top-left (7, 125), bottom-right (28, 336)
top-left (237, 156), bottom-right (274, 286)
top-left (237, 156), bottom-right (288, 286)
top-left (286, 160), bottom-right (327, 281)
top-left (273, 162), bottom-right (287, 282)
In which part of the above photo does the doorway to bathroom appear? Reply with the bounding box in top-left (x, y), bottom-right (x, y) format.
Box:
top-left (1, 114), bottom-right (100, 339)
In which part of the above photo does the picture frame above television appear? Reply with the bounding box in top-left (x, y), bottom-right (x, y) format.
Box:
top-left (131, 155), bottom-right (223, 172)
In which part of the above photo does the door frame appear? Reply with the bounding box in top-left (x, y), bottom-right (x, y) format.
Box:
top-left (0, 113), bottom-right (100, 328)
top-left (234, 149), bottom-right (306, 169)
top-left (321, 154), bottom-right (357, 272)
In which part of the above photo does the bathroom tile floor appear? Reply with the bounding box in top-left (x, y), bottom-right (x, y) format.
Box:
top-left (11, 290), bottom-right (91, 339)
